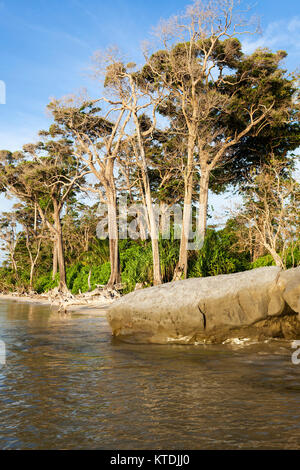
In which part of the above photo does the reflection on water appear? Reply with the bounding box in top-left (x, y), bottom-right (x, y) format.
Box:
top-left (0, 300), bottom-right (300, 450)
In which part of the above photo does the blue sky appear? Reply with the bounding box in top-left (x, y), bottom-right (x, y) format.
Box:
top-left (0, 0), bottom-right (299, 151)
top-left (0, 0), bottom-right (299, 224)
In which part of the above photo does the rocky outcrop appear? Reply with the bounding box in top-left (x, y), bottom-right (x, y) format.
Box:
top-left (107, 266), bottom-right (300, 344)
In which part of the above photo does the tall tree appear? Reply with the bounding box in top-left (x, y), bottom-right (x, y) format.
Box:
top-left (102, 59), bottom-right (165, 285)
top-left (233, 158), bottom-right (299, 268)
top-left (0, 210), bottom-right (20, 274)
top-left (142, 0), bottom-right (299, 279)
top-left (48, 97), bottom-right (131, 287)
top-left (13, 202), bottom-right (44, 290)
top-left (0, 132), bottom-right (87, 292)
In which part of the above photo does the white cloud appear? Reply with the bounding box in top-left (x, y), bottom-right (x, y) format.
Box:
top-left (0, 128), bottom-right (40, 151)
top-left (242, 16), bottom-right (300, 56)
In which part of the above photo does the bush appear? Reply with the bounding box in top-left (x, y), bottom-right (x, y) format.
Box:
top-left (34, 272), bottom-right (59, 293)
top-left (69, 262), bottom-right (111, 294)
top-left (159, 236), bottom-right (180, 282)
top-left (251, 243), bottom-right (300, 270)
top-left (5, 232), bottom-right (298, 296)
top-left (33, 262), bottom-right (112, 294)
top-left (0, 268), bottom-right (17, 292)
top-left (284, 243), bottom-right (300, 269)
top-left (251, 254), bottom-right (275, 269)
top-left (120, 242), bottom-right (153, 293)
top-left (188, 228), bottom-right (250, 278)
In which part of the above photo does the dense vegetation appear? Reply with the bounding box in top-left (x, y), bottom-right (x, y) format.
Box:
top-left (0, 217), bottom-right (298, 294)
top-left (0, 0), bottom-right (299, 295)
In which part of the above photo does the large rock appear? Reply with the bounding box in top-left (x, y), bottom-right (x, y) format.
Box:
top-left (107, 266), bottom-right (300, 344)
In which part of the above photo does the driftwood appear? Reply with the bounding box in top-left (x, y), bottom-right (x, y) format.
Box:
top-left (1, 285), bottom-right (122, 314)
top-left (47, 286), bottom-right (122, 313)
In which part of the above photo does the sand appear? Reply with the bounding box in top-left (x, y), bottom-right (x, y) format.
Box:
top-left (0, 293), bottom-right (111, 316)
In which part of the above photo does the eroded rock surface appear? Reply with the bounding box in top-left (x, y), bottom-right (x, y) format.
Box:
top-left (107, 266), bottom-right (300, 344)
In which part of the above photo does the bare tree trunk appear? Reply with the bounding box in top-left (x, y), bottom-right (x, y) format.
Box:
top-left (138, 179), bottom-right (162, 286)
top-left (107, 191), bottom-right (121, 287)
top-left (132, 112), bottom-right (162, 286)
top-left (137, 179), bottom-right (150, 239)
top-left (268, 247), bottom-right (285, 269)
top-left (198, 167), bottom-right (210, 241)
top-left (29, 246), bottom-right (42, 291)
top-left (28, 206), bottom-right (42, 291)
top-left (54, 211), bottom-right (68, 292)
top-left (10, 252), bottom-right (18, 274)
top-left (142, 172), bottom-right (162, 285)
top-left (253, 234), bottom-right (265, 261)
top-left (52, 242), bottom-right (58, 280)
top-left (173, 184), bottom-right (193, 281)
top-left (87, 269), bottom-right (92, 291)
top-left (29, 264), bottom-right (35, 291)
top-left (173, 138), bottom-right (195, 281)
top-left (28, 248), bottom-right (41, 291)
top-left (138, 205), bottom-right (148, 241)
top-left (149, 209), bottom-right (161, 286)
top-left (160, 202), bottom-right (169, 238)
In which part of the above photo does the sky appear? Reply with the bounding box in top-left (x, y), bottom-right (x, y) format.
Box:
top-left (0, 0), bottom-right (299, 253)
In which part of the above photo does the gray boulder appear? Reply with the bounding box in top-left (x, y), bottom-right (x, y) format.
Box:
top-left (107, 266), bottom-right (300, 344)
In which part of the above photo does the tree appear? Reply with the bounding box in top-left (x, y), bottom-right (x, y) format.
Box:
top-left (233, 158), bottom-right (299, 268)
top-left (48, 95), bottom-right (131, 287)
top-left (0, 131), bottom-right (87, 292)
top-left (142, 0), bottom-right (299, 279)
top-left (0, 210), bottom-right (20, 274)
top-left (101, 58), bottom-right (166, 285)
top-left (62, 202), bottom-right (101, 263)
top-left (49, 51), bottom-right (167, 286)
top-left (13, 202), bottom-right (45, 290)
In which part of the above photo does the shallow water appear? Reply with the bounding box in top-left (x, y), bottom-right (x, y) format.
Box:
top-left (0, 300), bottom-right (299, 450)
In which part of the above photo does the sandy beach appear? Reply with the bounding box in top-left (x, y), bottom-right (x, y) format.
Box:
top-left (0, 293), bottom-right (112, 316)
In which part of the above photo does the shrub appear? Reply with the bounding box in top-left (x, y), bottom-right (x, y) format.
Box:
top-left (34, 273), bottom-right (59, 293)
top-left (251, 242), bottom-right (300, 270)
top-left (120, 242), bottom-right (153, 293)
top-left (188, 228), bottom-right (250, 278)
top-left (251, 254), bottom-right (275, 269)
top-left (70, 262), bottom-right (111, 294)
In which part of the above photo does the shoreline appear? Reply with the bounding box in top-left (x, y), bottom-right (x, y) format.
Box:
top-left (0, 293), bottom-right (112, 316)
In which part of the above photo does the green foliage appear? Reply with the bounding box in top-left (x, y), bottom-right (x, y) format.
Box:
top-left (34, 273), bottom-right (59, 294)
top-left (0, 268), bottom-right (17, 292)
top-left (251, 254), bottom-right (275, 269)
top-left (1, 231), bottom-right (299, 295)
top-left (118, 237), bottom-right (180, 293)
top-left (159, 236), bottom-right (180, 282)
top-left (251, 243), bottom-right (300, 269)
top-left (120, 241), bottom-right (154, 293)
top-left (0, 265), bottom-right (35, 293)
top-left (66, 263), bottom-right (83, 291)
top-left (284, 243), bottom-right (300, 268)
top-left (33, 262), bottom-right (112, 294)
top-left (188, 229), bottom-right (250, 278)
top-left (70, 262), bottom-right (111, 294)
top-left (79, 239), bottom-right (110, 265)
